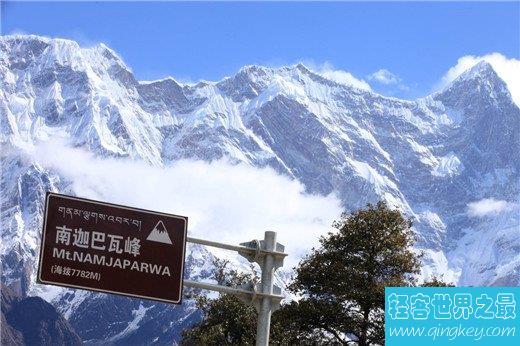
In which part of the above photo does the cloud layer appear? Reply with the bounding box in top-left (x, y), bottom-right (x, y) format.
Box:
top-left (440, 53), bottom-right (520, 106)
top-left (368, 69), bottom-right (401, 85)
top-left (467, 198), bottom-right (516, 218)
top-left (312, 62), bottom-right (372, 91)
top-left (28, 142), bottom-right (343, 266)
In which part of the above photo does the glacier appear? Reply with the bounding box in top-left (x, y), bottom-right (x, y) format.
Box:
top-left (1, 35), bottom-right (519, 343)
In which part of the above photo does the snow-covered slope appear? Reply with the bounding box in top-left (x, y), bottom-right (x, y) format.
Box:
top-left (1, 35), bottom-right (519, 343)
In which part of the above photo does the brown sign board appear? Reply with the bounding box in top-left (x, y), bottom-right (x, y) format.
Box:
top-left (37, 192), bottom-right (188, 304)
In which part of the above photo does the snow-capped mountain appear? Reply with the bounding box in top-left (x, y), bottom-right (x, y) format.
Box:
top-left (1, 35), bottom-right (519, 343)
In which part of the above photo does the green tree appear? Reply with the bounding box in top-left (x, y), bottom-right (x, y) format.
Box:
top-left (181, 258), bottom-right (307, 345)
top-left (288, 202), bottom-right (421, 345)
top-left (181, 259), bottom-right (258, 345)
top-left (421, 276), bottom-right (455, 287)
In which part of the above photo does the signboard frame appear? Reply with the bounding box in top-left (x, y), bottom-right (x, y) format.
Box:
top-left (37, 192), bottom-right (188, 304)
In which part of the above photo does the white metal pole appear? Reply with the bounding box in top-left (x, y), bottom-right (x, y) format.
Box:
top-left (256, 231), bottom-right (276, 346)
top-left (183, 279), bottom-right (281, 300)
top-left (187, 236), bottom-right (287, 259)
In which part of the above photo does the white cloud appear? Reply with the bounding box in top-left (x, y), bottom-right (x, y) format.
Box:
top-left (311, 62), bottom-right (372, 91)
top-left (28, 142), bottom-right (342, 267)
top-left (467, 198), bottom-right (516, 218)
top-left (368, 69), bottom-right (401, 85)
top-left (440, 53), bottom-right (520, 106)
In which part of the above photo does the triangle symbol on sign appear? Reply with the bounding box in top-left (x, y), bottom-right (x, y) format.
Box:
top-left (146, 220), bottom-right (173, 245)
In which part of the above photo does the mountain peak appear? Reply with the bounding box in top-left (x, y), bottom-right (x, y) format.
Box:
top-left (456, 60), bottom-right (498, 83)
top-left (1, 34), bottom-right (130, 73)
top-left (236, 62), bottom-right (313, 79)
top-left (238, 64), bottom-right (270, 74)
top-left (437, 59), bottom-right (513, 106)
top-left (2, 34), bottom-right (520, 343)
top-left (1, 34), bottom-right (81, 53)
top-left (1, 34), bottom-right (50, 44)
top-left (94, 42), bottom-right (127, 65)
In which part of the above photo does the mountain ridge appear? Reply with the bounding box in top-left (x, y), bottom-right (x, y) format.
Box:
top-left (1, 283), bottom-right (82, 345)
top-left (1, 35), bottom-right (518, 343)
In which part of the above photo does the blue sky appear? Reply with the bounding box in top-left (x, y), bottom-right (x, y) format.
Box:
top-left (2, 1), bottom-right (519, 99)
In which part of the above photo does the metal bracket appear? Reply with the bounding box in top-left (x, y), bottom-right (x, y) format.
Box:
top-left (236, 282), bottom-right (283, 313)
top-left (239, 240), bottom-right (286, 269)
top-left (186, 231), bottom-right (286, 346)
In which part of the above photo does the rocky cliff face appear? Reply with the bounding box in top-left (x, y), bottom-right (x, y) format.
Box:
top-left (1, 284), bottom-right (82, 345)
top-left (1, 35), bottom-right (519, 343)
